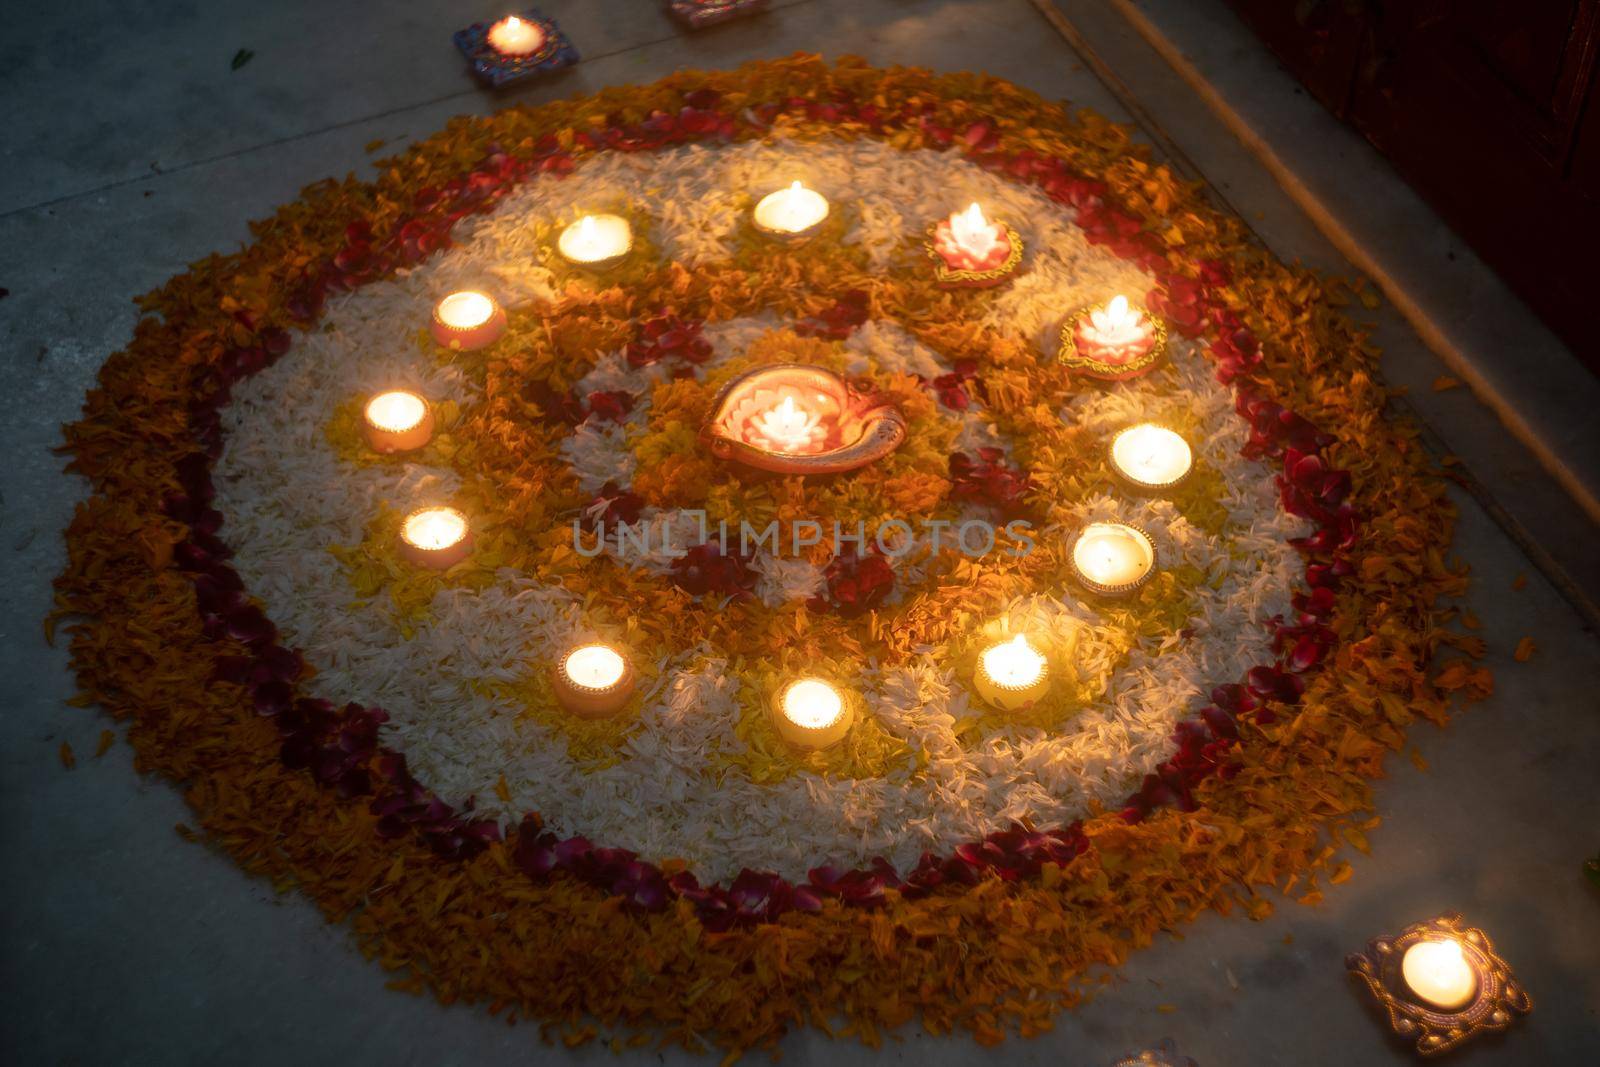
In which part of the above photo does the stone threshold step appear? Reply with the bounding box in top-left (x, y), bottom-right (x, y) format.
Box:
top-left (1030, 0), bottom-right (1600, 625)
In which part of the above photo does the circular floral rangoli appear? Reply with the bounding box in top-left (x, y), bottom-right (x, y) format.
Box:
top-left (55, 57), bottom-right (1482, 1057)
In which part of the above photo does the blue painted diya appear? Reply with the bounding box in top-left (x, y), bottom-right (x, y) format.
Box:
top-left (453, 10), bottom-right (578, 88)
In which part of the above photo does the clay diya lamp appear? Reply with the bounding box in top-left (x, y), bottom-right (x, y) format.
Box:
top-left (926, 202), bottom-right (1023, 289)
top-left (700, 363), bottom-right (907, 476)
top-left (1058, 295), bottom-right (1168, 380)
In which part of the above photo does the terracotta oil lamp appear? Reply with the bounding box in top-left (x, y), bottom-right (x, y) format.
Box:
top-left (550, 643), bottom-right (637, 719)
top-left (1058, 295), bottom-right (1168, 380)
top-left (701, 364), bottom-right (907, 476)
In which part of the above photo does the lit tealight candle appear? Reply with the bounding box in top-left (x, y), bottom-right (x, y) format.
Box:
top-left (557, 214), bottom-right (633, 270)
top-left (974, 633), bottom-right (1051, 711)
top-left (551, 643), bottom-right (637, 718)
top-left (1071, 522), bottom-right (1157, 597)
top-left (486, 14), bottom-right (545, 56)
top-left (399, 506), bottom-right (473, 570)
top-left (430, 290), bottom-right (507, 351)
top-left (752, 181), bottom-right (830, 241)
top-left (772, 677), bottom-right (853, 750)
top-left (1401, 939), bottom-right (1479, 1011)
top-left (362, 390), bottom-right (434, 453)
top-left (1109, 424), bottom-right (1193, 493)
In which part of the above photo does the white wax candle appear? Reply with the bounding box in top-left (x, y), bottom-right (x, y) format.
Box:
top-left (753, 181), bottom-right (829, 235)
top-left (981, 634), bottom-right (1046, 688)
top-left (782, 678), bottom-right (844, 729)
top-left (557, 214), bottom-right (632, 266)
top-left (487, 15), bottom-right (544, 55)
top-left (436, 291), bottom-right (495, 329)
top-left (1111, 424), bottom-right (1193, 489)
top-left (362, 390), bottom-right (434, 453)
top-left (1073, 523), bottom-right (1154, 588)
top-left (402, 507), bottom-right (468, 551)
top-left (365, 391), bottom-right (427, 433)
top-left (563, 645), bottom-right (627, 690)
top-left (1401, 940), bottom-right (1477, 1011)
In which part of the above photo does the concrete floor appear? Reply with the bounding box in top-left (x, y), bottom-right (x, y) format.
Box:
top-left (2, 1), bottom-right (1597, 1064)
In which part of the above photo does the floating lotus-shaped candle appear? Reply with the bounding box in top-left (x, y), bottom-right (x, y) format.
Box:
top-left (927, 202), bottom-right (1023, 288)
top-left (702, 364), bottom-right (907, 475)
top-left (1058, 294), bottom-right (1168, 380)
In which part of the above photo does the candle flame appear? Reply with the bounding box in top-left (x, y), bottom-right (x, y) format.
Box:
top-left (436, 290), bottom-right (495, 329)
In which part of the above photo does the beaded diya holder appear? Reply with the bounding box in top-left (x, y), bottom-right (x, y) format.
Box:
top-left (1068, 522), bottom-right (1159, 599)
top-left (1109, 1040), bottom-right (1198, 1067)
top-left (1345, 912), bottom-right (1532, 1058)
top-left (665, 0), bottom-right (770, 29)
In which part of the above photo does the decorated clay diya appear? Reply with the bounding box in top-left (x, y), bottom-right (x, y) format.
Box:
top-left (771, 677), bottom-right (853, 750)
top-left (751, 181), bottom-right (830, 242)
top-left (1108, 423), bottom-right (1192, 493)
top-left (362, 390), bottom-right (435, 454)
top-left (973, 633), bottom-right (1051, 711)
top-left (926, 202), bottom-right (1023, 289)
top-left (1346, 912), bottom-right (1532, 1058)
top-left (1069, 521), bottom-right (1157, 598)
top-left (551, 643), bottom-right (637, 718)
top-left (1109, 1040), bottom-right (1198, 1067)
top-left (1058, 294), bottom-right (1167, 380)
top-left (453, 10), bottom-right (578, 88)
top-left (557, 213), bottom-right (633, 271)
top-left (399, 506), bottom-right (473, 570)
top-left (701, 364), bottom-right (906, 475)
top-left (664, 0), bottom-right (769, 29)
